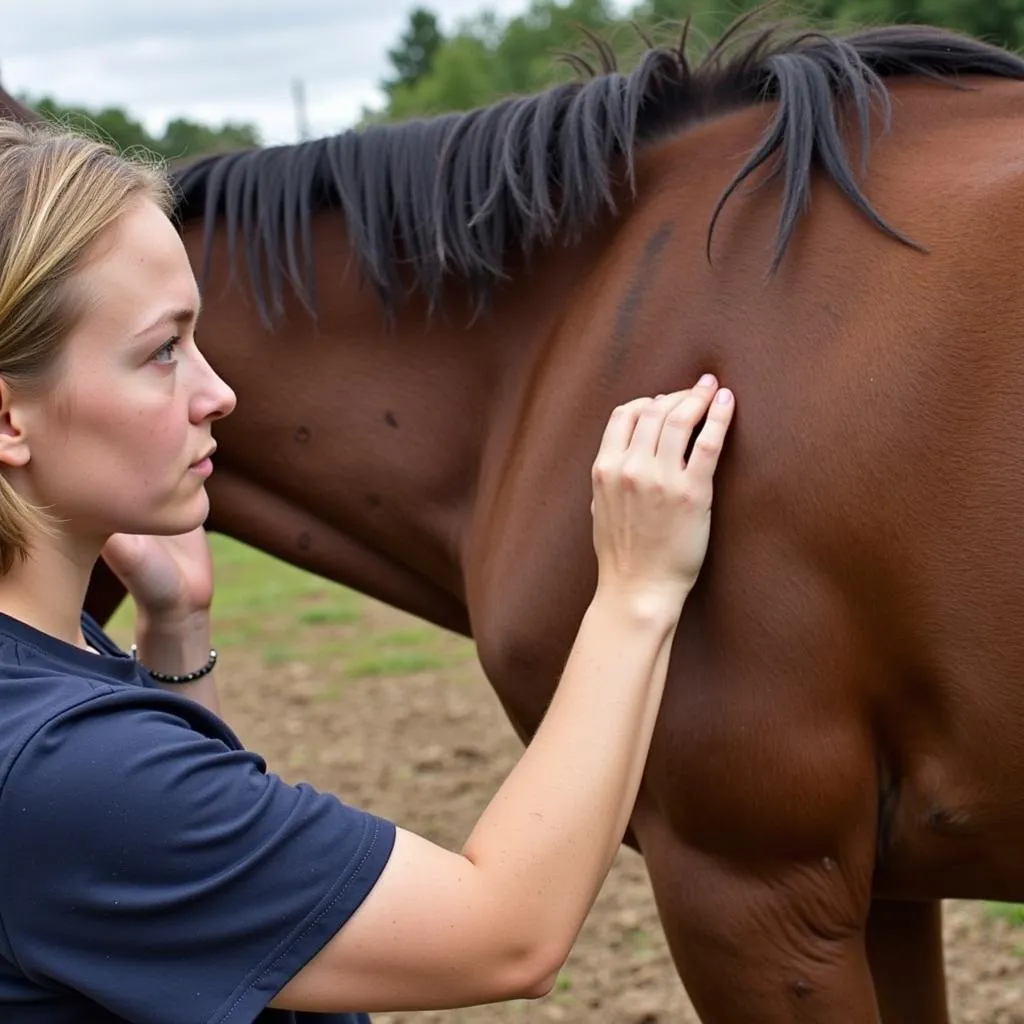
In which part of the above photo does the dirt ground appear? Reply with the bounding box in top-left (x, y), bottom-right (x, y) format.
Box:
top-left (218, 599), bottom-right (1024, 1024)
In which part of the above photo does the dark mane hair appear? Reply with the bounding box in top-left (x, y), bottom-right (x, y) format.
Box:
top-left (171, 9), bottom-right (1024, 324)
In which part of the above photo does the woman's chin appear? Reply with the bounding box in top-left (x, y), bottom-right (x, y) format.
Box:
top-left (144, 492), bottom-right (210, 536)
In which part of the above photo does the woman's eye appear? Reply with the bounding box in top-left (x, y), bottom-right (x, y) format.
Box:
top-left (153, 337), bottom-right (180, 364)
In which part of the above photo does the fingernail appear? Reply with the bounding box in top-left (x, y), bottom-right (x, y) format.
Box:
top-left (715, 388), bottom-right (733, 404)
top-left (698, 374), bottom-right (716, 387)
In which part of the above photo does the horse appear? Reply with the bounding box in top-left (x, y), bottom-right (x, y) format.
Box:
top-left (17, 10), bottom-right (1024, 1022)
top-left (0, 84), bottom-right (39, 124)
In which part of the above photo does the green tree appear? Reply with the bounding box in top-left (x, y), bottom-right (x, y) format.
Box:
top-left (21, 94), bottom-right (259, 159)
top-left (370, 0), bottom-right (623, 121)
top-left (810, 0), bottom-right (1024, 47)
top-left (374, 0), bottom-right (1024, 124)
top-left (158, 117), bottom-right (259, 159)
top-left (492, 0), bottom-right (617, 95)
top-left (384, 8), bottom-right (446, 94)
top-left (367, 0), bottom-right (774, 122)
top-left (386, 34), bottom-right (495, 118)
top-left (31, 96), bottom-right (152, 151)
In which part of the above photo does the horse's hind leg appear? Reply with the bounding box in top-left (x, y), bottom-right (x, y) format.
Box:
top-left (866, 898), bottom-right (949, 1023)
top-left (636, 819), bottom-right (881, 1022)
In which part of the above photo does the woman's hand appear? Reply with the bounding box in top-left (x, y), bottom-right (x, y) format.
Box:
top-left (102, 527), bottom-right (219, 711)
top-left (591, 374), bottom-right (734, 616)
top-left (100, 526), bottom-right (214, 623)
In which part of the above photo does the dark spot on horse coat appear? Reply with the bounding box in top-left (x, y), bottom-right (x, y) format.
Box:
top-left (791, 979), bottom-right (813, 999)
top-left (365, 493), bottom-right (383, 509)
top-left (294, 426), bottom-right (311, 443)
top-left (384, 410), bottom-right (398, 428)
top-left (927, 805), bottom-right (967, 834)
top-left (297, 532), bottom-right (312, 551)
top-left (608, 221), bottom-right (674, 376)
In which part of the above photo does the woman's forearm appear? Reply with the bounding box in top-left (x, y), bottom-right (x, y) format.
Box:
top-left (461, 586), bottom-right (679, 977)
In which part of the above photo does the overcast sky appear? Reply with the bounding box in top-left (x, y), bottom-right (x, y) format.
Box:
top-left (4, 0), bottom-right (544, 145)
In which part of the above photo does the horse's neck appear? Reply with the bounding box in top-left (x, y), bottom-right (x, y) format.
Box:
top-left (0, 88), bottom-right (38, 124)
top-left (189, 204), bottom-right (615, 634)
top-left (351, 253), bottom-right (601, 598)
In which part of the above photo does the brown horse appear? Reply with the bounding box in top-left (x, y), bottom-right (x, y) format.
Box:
top-left (15, 11), bottom-right (1024, 1023)
top-left (0, 84), bottom-right (39, 124)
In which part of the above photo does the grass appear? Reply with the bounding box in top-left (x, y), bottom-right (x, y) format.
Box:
top-left (345, 649), bottom-right (447, 677)
top-left (106, 534), bottom-right (475, 678)
top-left (296, 606), bottom-right (360, 627)
top-left (986, 903), bottom-right (1024, 957)
top-left (987, 903), bottom-right (1024, 929)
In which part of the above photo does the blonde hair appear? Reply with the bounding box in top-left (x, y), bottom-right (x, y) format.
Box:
top-left (0, 118), bottom-right (172, 572)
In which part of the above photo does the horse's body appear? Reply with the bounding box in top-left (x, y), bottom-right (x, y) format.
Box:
top-left (15, 15), bottom-right (1024, 1022)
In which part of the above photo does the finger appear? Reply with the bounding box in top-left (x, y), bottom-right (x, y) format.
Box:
top-left (628, 390), bottom-right (693, 458)
top-left (595, 396), bottom-right (656, 459)
top-left (683, 388), bottom-right (735, 487)
top-left (654, 375), bottom-right (718, 467)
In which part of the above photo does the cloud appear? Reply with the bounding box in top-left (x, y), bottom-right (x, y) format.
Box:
top-left (4, 0), bottom-right (534, 143)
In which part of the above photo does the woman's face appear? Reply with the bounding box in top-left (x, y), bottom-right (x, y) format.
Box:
top-left (11, 197), bottom-right (237, 542)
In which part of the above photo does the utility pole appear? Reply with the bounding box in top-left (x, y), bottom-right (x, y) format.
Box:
top-left (291, 78), bottom-right (310, 142)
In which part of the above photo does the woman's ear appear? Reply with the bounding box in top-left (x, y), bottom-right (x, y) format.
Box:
top-left (0, 378), bottom-right (32, 469)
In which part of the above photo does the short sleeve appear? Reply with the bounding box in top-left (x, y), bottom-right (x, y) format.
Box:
top-left (0, 695), bottom-right (395, 1024)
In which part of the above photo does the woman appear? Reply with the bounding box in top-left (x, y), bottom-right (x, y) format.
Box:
top-left (0, 119), bottom-right (735, 1023)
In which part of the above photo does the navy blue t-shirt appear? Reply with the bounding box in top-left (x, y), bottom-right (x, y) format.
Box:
top-left (0, 610), bottom-right (395, 1023)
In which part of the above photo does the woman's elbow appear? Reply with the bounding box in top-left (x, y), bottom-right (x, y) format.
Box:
top-left (520, 967), bottom-right (559, 1001)
top-left (494, 942), bottom-right (566, 1002)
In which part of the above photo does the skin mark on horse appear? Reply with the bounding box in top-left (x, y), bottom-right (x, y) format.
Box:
top-left (608, 221), bottom-right (674, 376)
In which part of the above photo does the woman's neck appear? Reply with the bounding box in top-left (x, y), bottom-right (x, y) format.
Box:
top-left (0, 534), bottom-right (100, 648)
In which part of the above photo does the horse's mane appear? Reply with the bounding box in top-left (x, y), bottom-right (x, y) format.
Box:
top-left (171, 8), bottom-right (1024, 323)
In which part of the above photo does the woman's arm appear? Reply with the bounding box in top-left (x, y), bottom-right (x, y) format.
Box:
top-left (272, 380), bottom-right (735, 1013)
top-left (101, 526), bottom-right (222, 715)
